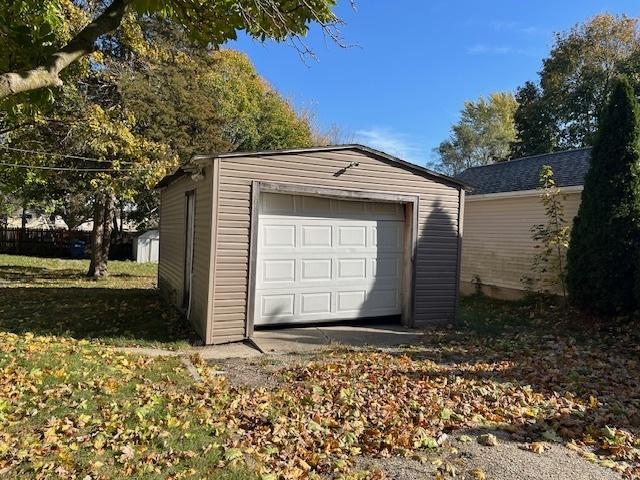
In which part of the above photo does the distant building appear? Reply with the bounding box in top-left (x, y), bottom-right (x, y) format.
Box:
top-left (6, 209), bottom-right (68, 230)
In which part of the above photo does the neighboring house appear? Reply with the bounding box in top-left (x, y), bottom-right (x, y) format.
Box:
top-left (6, 209), bottom-right (68, 230)
top-left (456, 147), bottom-right (591, 299)
top-left (75, 218), bottom-right (138, 232)
top-left (155, 145), bottom-right (466, 345)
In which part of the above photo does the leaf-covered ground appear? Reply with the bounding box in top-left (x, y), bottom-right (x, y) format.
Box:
top-left (1, 255), bottom-right (639, 478)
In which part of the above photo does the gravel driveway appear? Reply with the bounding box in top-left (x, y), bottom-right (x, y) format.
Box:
top-left (357, 432), bottom-right (622, 479)
top-left (210, 354), bottom-right (622, 480)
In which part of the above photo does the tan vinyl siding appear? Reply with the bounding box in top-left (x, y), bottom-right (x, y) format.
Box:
top-left (158, 167), bottom-right (213, 340)
top-left (211, 149), bottom-right (462, 343)
top-left (461, 192), bottom-right (581, 294)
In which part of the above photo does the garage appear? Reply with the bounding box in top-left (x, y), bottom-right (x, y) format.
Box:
top-left (155, 145), bottom-right (466, 345)
top-left (254, 192), bottom-right (405, 325)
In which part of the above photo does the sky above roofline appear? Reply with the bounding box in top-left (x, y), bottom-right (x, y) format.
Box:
top-left (229, 1), bottom-right (640, 167)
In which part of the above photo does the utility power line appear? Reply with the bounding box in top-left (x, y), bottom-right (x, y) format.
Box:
top-left (0, 145), bottom-right (136, 165)
top-left (0, 161), bottom-right (132, 172)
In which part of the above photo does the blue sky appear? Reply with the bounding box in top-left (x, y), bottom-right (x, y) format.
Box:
top-left (229, 0), bottom-right (640, 166)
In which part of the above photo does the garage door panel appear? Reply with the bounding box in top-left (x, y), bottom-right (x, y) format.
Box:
top-left (262, 259), bottom-right (295, 283)
top-left (300, 292), bottom-right (332, 315)
top-left (337, 290), bottom-right (366, 312)
top-left (337, 258), bottom-right (367, 279)
top-left (301, 259), bottom-right (332, 281)
top-left (263, 224), bottom-right (295, 247)
top-left (301, 225), bottom-right (332, 247)
top-left (372, 224), bottom-right (403, 249)
top-left (372, 256), bottom-right (401, 278)
top-left (254, 193), bottom-right (404, 326)
top-left (261, 294), bottom-right (295, 317)
top-left (367, 288), bottom-right (400, 311)
top-left (338, 226), bottom-right (367, 247)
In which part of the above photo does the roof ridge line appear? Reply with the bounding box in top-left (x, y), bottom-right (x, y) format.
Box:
top-left (461, 146), bottom-right (592, 172)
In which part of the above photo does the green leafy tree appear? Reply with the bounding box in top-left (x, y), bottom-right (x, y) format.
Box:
top-left (1, 0), bottom-right (331, 277)
top-left (71, 104), bottom-right (174, 276)
top-left (0, 0), bottom-right (340, 100)
top-left (434, 92), bottom-right (517, 175)
top-left (566, 77), bottom-right (640, 314)
top-left (514, 14), bottom-right (640, 155)
top-left (523, 165), bottom-right (570, 300)
top-left (511, 81), bottom-right (555, 158)
top-left (2, 10), bottom-right (320, 276)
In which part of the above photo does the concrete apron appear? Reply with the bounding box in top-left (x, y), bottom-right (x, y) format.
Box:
top-left (195, 324), bottom-right (424, 360)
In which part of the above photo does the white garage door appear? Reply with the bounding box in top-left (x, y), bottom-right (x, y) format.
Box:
top-left (254, 193), bottom-right (404, 326)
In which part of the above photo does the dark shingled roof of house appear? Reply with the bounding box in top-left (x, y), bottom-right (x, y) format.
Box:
top-left (455, 147), bottom-right (592, 195)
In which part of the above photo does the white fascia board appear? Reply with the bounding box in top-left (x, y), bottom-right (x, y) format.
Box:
top-left (466, 185), bottom-right (583, 202)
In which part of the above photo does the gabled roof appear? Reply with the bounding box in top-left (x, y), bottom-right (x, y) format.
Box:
top-left (455, 147), bottom-right (591, 195)
top-left (155, 144), bottom-right (468, 190)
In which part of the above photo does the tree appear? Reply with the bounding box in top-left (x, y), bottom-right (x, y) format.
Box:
top-left (1, 13), bottom-right (319, 277)
top-left (0, 0), bottom-right (340, 100)
top-left (523, 165), bottom-right (570, 300)
top-left (434, 92), bottom-right (517, 175)
top-left (511, 81), bottom-right (555, 158)
top-left (71, 104), bottom-right (173, 277)
top-left (514, 14), bottom-right (640, 156)
top-left (118, 48), bottom-right (314, 158)
top-left (566, 77), bottom-right (640, 314)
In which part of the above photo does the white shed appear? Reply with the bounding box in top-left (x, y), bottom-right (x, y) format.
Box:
top-left (134, 230), bottom-right (160, 263)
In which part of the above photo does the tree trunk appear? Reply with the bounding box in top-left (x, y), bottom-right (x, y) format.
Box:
top-left (113, 208), bottom-right (120, 235)
top-left (88, 192), bottom-right (115, 278)
top-left (20, 204), bottom-right (28, 230)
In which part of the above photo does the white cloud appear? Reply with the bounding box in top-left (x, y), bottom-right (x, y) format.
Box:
top-left (467, 44), bottom-right (512, 55)
top-left (466, 44), bottom-right (536, 56)
top-left (354, 127), bottom-right (427, 165)
top-left (490, 20), bottom-right (545, 36)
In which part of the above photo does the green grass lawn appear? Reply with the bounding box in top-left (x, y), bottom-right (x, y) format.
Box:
top-left (1, 255), bottom-right (640, 479)
top-left (0, 332), bottom-right (257, 479)
top-left (0, 255), bottom-right (254, 479)
top-left (0, 254), bottom-right (192, 348)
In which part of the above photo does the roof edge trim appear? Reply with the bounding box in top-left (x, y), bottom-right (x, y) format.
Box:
top-left (466, 184), bottom-right (584, 201)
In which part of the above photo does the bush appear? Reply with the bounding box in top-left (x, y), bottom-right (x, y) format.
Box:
top-left (566, 76), bottom-right (640, 314)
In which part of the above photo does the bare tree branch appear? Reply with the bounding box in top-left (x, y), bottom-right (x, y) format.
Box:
top-left (0, 0), bottom-right (130, 100)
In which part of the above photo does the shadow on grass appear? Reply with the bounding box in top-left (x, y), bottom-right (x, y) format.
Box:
top-left (0, 260), bottom-right (195, 347)
top-left (0, 286), bottom-right (195, 347)
top-left (0, 265), bottom-right (139, 283)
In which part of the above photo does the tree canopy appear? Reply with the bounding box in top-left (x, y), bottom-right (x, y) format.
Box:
top-left (513, 14), bottom-right (640, 156)
top-left (510, 81), bottom-right (555, 158)
top-left (1, 4), bottom-right (323, 276)
top-left (433, 92), bottom-right (517, 175)
top-left (0, 0), bottom-right (339, 100)
top-left (118, 48), bottom-right (314, 158)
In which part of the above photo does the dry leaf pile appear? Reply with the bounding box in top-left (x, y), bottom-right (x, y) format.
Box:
top-left (2, 320), bottom-right (640, 478)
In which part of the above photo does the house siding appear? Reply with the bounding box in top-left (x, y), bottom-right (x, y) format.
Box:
top-left (158, 168), bottom-right (213, 340)
top-left (461, 191), bottom-right (581, 296)
top-left (210, 148), bottom-right (462, 344)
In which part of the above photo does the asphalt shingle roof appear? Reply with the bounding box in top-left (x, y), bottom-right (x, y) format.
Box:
top-left (455, 148), bottom-right (591, 195)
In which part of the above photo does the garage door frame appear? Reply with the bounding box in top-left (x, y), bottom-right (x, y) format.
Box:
top-left (245, 181), bottom-right (419, 338)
